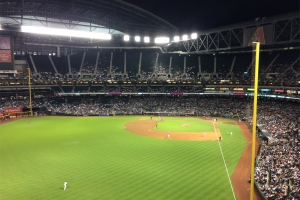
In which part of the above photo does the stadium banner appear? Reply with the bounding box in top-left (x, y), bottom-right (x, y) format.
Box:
top-left (287, 90), bottom-right (296, 94)
top-left (275, 89), bottom-right (284, 93)
top-left (0, 37), bottom-right (11, 49)
top-left (204, 88), bottom-right (215, 91)
top-left (0, 50), bottom-right (12, 62)
top-left (219, 88), bottom-right (229, 91)
top-left (233, 88), bottom-right (244, 91)
top-left (243, 25), bottom-right (273, 46)
top-left (260, 88), bottom-right (271, 92)
top-left (109, 92), bottom-right (122, 95)
top-left (0, 70), bottom-right (17, 74)
top-left (233, 93), bottom-right (246, 96)
top-left (4, 107), bottom-right (23, 113)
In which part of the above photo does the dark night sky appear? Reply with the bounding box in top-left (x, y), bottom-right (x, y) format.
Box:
top-left (124, 0), bottom-right (300, 33)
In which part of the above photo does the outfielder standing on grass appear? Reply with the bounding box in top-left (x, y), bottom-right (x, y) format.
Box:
top-left (63, 181), bottom-right (68, 191)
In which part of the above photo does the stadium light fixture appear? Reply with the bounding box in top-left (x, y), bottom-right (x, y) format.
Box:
top-left (191, 33), bottom-right (197, 39)
top-left (182, 35), bottom-right (188, 41)
top-left (123, 35), bottom-right (130, 41)
top-left (21, 25), bottom-right (111, 40)
top-left (154, 37), bottom-right (170, 44)
top-left (144, 37), bottom-right (150, 43)
top-left (135, 36), bottom-right (141, 42)
top-left (173, 36), bottom-right (180, 42)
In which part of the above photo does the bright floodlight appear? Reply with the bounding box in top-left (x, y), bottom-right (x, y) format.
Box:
top-left (124, 35), bottom-right (130, 41)
top-left (135, 36), bottom-right (141, 42)
top-left (191, 33), bottom-right (197, 39)
top-left (182, 35), bottom-right (188, 41)
top-left (144, 37), bottom-right (150, 43)
top-left (21, 26), bottom-right (111, 40)
top-left (173, 36), bottom-right (180, 42)
top-left (154, 37), bottom-right (170, 44)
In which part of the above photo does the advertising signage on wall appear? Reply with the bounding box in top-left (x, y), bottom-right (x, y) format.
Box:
top-left (275, 89), bottom-right (284, 93)
top-left (3, 107), bottom-right (23, 113)
top-left (260, 89), bottom-right (271, 92)
top-left (0, 50), bottom-right (12, 62)
top-left (204, 88), bottom-right (215, 91)
top-left (233, 88), bottom-right (244, 91)
top-left (219, 88), bottom-right (229, 91)
top-left (287, 90), bottom-right (296, 94)
top-left (0, 37), bottom-right (11, 49)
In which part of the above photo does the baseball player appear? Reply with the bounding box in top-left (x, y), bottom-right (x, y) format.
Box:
top-left (64, 181), bottom-right (68, 191)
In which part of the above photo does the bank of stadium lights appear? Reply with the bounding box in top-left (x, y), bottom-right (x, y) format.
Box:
top-left (135, 36), bottom-right (141, 42)
top-left (123, 35), bottom-right (130, 41)
top-left (191, 33), bottom-right (197, 39)
top-left (154, 37), bottom-right (170, 44)
top-left (21, 25), bottom-right (111, 40)
top-left (144, 37), bottom-right (150, 43)
top-left (173, 36), bottom-right (180, 42)
top-left (182, 35), bottom-right (188, 41)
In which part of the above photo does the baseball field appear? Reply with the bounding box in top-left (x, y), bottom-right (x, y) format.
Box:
top-left (0, 116), bottom-right (247, 200)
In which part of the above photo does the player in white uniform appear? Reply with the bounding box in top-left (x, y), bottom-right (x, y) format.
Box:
top-left (64, 181), bottom-right (68, 191)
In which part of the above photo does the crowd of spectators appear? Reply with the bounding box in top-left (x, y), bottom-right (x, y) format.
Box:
top-left (251, 100), bottom-right (300, 199)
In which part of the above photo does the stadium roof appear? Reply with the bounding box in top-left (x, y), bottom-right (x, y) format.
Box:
top-left (0, 0), bottom-right (178, 41)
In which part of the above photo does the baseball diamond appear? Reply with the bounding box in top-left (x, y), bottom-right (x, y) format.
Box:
top-left (0, 116), bottom-right (262, 200)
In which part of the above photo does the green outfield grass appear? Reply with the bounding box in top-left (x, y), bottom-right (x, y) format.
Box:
top-left (0, 116), bottom-right (246, 200)
top-left (157, 117), bottom-right (214, 132)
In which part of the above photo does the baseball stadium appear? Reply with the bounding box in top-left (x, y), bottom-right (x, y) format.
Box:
top-left (0, 1), bottom-right (299, 200)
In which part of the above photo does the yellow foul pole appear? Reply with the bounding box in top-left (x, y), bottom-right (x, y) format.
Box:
top-left (27, 68), bottom-right (33, 116)
top-left (250, 42), bottom-right (260, 200)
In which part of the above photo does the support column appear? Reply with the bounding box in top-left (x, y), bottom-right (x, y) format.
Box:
top-left (49, 56), bottom-right (58, 74)
top-left (124, 52), bottom-right (126, 74)
top-left (57, 46), bottom-right (60, 57)
top-left (184, 56), bottom-right (186, 73)
top-left (67, 55), bottom-right (71, 74)
top-left (214, 55), bottom-right (216, 73)
top-left (169, 57), bottom-right (172, 74)
top-left (79, 52), bottom-right (86, 73)
top-left (29, 55), bottom-right (38, 73)
top-left (154, 52), bottom-right (159, 72)
top-left (138, 52), bottom-right (142, 74)
top-left (230, 56), bottom-right (236, 73)
top-left (109, 52), bottom-right (113, 73)
top-left (94, 52), bottom-right (99, 74)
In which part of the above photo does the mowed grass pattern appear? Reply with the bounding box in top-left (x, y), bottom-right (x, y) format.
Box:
top-left (0, 117), bottom-right (246, 200)
top-left (157, 117), bottom-right (214, 132)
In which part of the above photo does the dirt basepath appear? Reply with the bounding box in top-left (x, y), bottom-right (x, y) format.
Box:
top-left (232, 121), bottom-right (262, 200)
